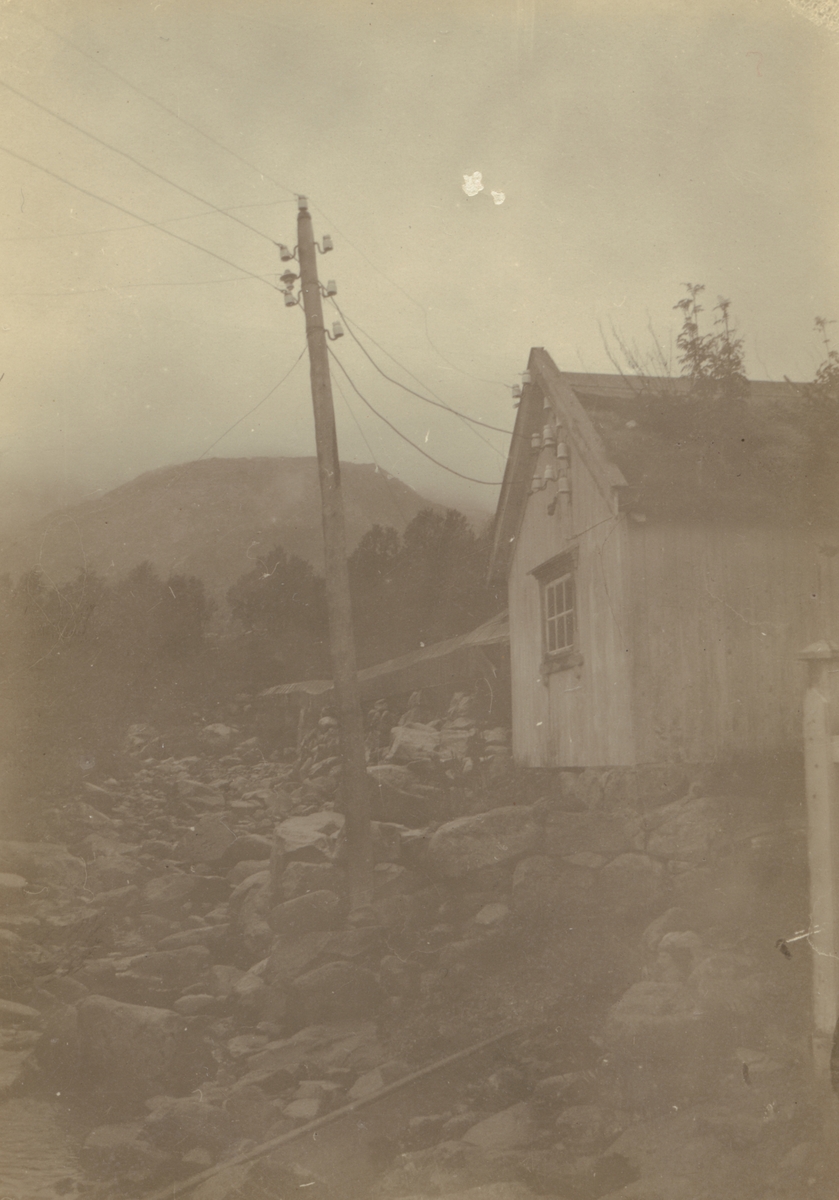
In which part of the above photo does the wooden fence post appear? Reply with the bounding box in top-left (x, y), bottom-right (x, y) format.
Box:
top-left (799, 640), bottom-right (839, 1077)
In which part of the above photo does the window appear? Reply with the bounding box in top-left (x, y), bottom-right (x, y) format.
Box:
top-left (544, 571), bottom-right (575, 655)
top-left (531, 549), bottom-right (581, 672)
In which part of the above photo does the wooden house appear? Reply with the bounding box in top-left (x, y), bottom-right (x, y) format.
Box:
top-left (488, 349), bottom-right (839, 768)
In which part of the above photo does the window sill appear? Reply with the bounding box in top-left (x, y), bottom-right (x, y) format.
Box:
top-left (541, 651), bottom-right (583, 676)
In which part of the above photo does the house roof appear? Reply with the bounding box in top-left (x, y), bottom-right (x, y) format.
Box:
top-left (259, 610), bottom-right (509, 702)
top-left (489, 348), bottom-right (833, 580)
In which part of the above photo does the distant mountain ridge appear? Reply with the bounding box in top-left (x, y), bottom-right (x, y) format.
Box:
top-left (0, 457), bottom-right (490, 602)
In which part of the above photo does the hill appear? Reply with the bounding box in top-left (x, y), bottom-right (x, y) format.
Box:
top-left (0, 457), bottom-right (489, 602)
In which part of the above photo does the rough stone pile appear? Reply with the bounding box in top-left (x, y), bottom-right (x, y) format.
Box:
top-left (284, 689), bottom-right (514, 829)
top-left (1, 738), bottom-right (834, 1200)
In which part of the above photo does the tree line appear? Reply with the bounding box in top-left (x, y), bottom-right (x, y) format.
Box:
top-left (0, 506), bottom-right (502, 805)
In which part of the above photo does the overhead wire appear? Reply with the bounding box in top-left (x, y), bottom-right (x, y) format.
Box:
top-left (329, 297), bottom-right (513, 438)
top-left (0, 144), bottom-right (281, 292)
top-left (0, 198), bottom-right (295, 243)
top-left (0, 78), bottom-right (278, 247)
top-left (329, 366), bottom-right (413, 526)
top-left (26, 12), bottom-right (300, 200)
top-left (327, 347), bottom-right (503, 487)
top-left (310, 201), bottom-right (511, 390)
top-left (3, 277), bottom-right (257, 298)
top-left (198, 346), bottom-right (307, 459)
top-left (23, 11), bottom-right (516, 395)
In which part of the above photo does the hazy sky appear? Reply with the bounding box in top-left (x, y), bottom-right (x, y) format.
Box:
top-left (1, 0), bottom-right (837, 516)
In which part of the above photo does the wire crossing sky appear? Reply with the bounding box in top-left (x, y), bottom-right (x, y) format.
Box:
top-left (0, 0), bottom-right (837, 519)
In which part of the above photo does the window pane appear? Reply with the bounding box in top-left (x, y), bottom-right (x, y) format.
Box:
top-left (543, 567), bottom-right (576, 655)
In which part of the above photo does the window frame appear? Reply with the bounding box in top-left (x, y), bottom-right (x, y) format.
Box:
top-left (530, 548), bottom-right (583, 673)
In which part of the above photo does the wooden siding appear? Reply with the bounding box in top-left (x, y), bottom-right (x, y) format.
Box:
top-left (508, 438), bottom-right (635, 767)
top-left (627, 521), bottom-right (839, 762)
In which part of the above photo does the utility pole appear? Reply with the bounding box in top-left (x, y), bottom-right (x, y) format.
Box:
top-left (285, 195), bottom-right (373, 911)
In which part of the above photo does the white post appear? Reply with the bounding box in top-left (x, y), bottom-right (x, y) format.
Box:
top-left (800, 640), bottom-right (839, 1077)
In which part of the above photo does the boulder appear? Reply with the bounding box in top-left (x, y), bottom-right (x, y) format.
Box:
top-left (368, 765), bottom-right (446, 826)
top-left (141, 872), bottom-right (201, 914)
top-left (603, 981), bottom-right (724, 1106)
top-left (426, 806), bottom-right (542, 878)
top-left (371, 821), bottom-right (409, 864)
top-left (606, 763), bottom-right (694, 811)
top-left (143, 1095), bottom-right (236, 1152)
top-left (224, 1082), bottom-right (276, 1139)
top-left (379, 955), bottom-right (420, 998)
top-left (379, 1148), bottom-right (528, 1200)
top-left (176, 778), bottom-right (223, 803)
top-left (0, 872), bottom-right (28, 906)
top-left (245, 1021), bottom-right (384, 1077)
top-left (462, 1103), bottom-right (541, 1152)
top-left (641, 906), bottom-right (693, 953)
top-left (385, 723), bottom-right (442, 763)
top-left (268, 890), bottom-right (343, 937)
top-left (598, 853), bottom-right (665, 915)
top-left (281, 861), bottom-right (344, 901)
top-left (284, 1096), bottom-right (321, 1121)
top-left (275, 811), bottom-right (345, 863)
top-left (208, 964), bottom-right (244, 997)
top-left (553, 1104), bottom-right (621, 1154)
top-left (347, 1066), bottom-right (385, 1099)
top-left (80, 1123), bottom-right (172, 1180)
top-left (531, 1071), bottom-right (596, 1114)
top-left (124, 945), bottom-right (211, 990)
top-left (157, 926), bottom-right (226, 951)
top-left (0, 998), bottom-right (42, 1028)
top-left (605, 980), bottom-right (698, 1038)
top-left (290, 961), bottom-right (381, 1024)
top-left (39, 974), bottom-right (88, 1005)
top-left (176, 815), bottom-right (235, 865)
top-left (601, 1110), bottom-right (746, 1199)
top-left (687, 950), bottom-right (763, 1017)
top-left (0, 1049), bottom-right (33, 1096)
top-left (474, 902), bottom-right (510, 926)
top-left (231, 968), bottom-right (268, 1015)
top-left (400, 1114), bottom-right (449, 1151)
top-left (174, 994), bottom-right (217, 1016)
top-left (266, 932), bottom-right (333, 986)
top-left (86, 856), bottom-right (145, 893)
top-left (644, 795), bottom-right (730, 862)
top-left (439, 724), bottom-right (476, 758)
top-left (216, 835), bottom-right (273, 871)
top-left (76, 995), bottom-right (188, 1098)
top-left (229, 859), bottom-right (271, 886)
top-left (0, 841), bottom-right (85, 889)
top-left (511, 854), bottom-right (594, 921)
top-left (199, 722), bottom-right (235, 750)
top-left (483, 727), bottom-right (510, 746)
top-left (228, 869), bottom-right (270, 912)
top-left (543, 809), bottom-right (636, 858)
top-left (373, 862), bottom-right (418, 899)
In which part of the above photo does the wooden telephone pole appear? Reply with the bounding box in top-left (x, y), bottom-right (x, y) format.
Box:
top-left (292, 195), bottom-right (373, 911)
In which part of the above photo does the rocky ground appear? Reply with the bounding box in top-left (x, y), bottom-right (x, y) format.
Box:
top-left (1, 712), bottom-right (838, 1200)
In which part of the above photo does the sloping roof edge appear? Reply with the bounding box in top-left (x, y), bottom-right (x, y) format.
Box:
top-left (487, 348), bottom-right (544, 584)
top-left (488, 348), bottom-right (627, 582)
